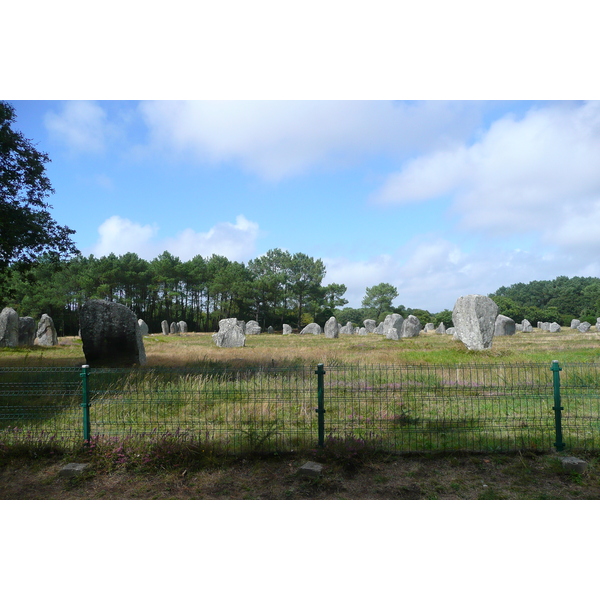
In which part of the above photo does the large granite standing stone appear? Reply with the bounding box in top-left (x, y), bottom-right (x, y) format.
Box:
top-left (35, 314), bottom-right (59, 347)
top-left (549, 322), bottom-right (561, 333)
top-left (138, 319), bottom-right (149, 336)
top-left (0, 307), bottom-right (19, 347)
top-left (80, 300), bottom-right (146, 367)
top-left (452, 295), bottom-right (498, 350)
top-left (324, 316), bottom-right (340, 339)
top-left (212, 319), bottom-right (246, 347)
top-left (521, 319), bottom-right (533, 333)
top-left (494, 315), bottom-right (516, 336)
top-left (18, 317), bottom-right (36, 346)
top-left (363, 319), bottom-right (376, 334)
top-left (300, 323), bottom-right (322, 335)
top-left (382, 314), bottom-right (404, 337)
top-left (246, 320), bottom-right (261, 335)
top-left (401, 315), bottom-right (422, 338)
top-left (169, 322), bottom-right (180, 334)
top-left (218, 318), bottom-right (246, 334)
top-left (282, 324), bottom-right (293, 335)
top-left (577, 322), bottom-right (591, 333)
top-left (161, 320), bottom-right (169, 335)
top-left (178, 321), bottom-right (188, 333)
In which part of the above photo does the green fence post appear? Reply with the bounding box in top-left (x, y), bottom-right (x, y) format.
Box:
top-left (315, 363), bottom-right (326, 448)
top-left (551, 360), bottom-right (565, 452)
top-left (80, 364), bottom-right (91, 443)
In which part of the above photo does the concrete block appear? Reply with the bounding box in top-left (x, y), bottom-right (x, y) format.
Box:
top-left (560, 456), bottom-right (588, 474)
top-left (298, 461), bottom-right (323, 477)
top-left (59, 463), bottom-right (90, 478)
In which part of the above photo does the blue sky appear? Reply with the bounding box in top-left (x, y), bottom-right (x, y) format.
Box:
top-left (9, 99), bottom-right (600, 312)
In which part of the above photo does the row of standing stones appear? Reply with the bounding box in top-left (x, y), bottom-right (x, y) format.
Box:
top-left (211, 295), bottom-right (600, 350)
top-left (4, 295), bottom-right (600, 363)
top-left (0, 307), bottom-right (59, 348)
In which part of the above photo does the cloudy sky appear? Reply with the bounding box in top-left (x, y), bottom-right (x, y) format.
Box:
top-left (9, 99), bottom-right (600, 312)
top-left (6, 2), bottom-right (599, 314)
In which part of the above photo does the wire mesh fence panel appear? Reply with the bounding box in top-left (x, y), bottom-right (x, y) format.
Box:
top-left (86, 366), bottom-right (317, 454)
top-left (559, 363), bottom-right (600, 451)
top-left (1, 362), bottom-right (599, 453)
top-left (323, 364), bottom-right (556, 452)
top-left (0, 367), bottom-right (83, 443)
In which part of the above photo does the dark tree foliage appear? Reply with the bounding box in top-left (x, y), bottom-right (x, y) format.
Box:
top-left (0, 101), bottom-right (78, 270)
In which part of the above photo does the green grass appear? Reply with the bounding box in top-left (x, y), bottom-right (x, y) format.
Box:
top-left (2, 329), bottom-right (600, 454)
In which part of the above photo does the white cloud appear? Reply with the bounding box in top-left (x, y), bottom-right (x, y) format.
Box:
top-left (44, 101), bottom-right (115, 154)
top-left (371, 101), bottom-right (600, 254)
top-left (136, 100), bottom-right (482, 181)
top-left (90, 215), bottom-right (260, 262)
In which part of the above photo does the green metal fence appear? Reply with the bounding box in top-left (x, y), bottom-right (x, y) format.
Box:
top-left (1, 361), bottom-right (600, 453)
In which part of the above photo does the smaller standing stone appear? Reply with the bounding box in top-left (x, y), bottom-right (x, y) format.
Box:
top-left (300, 323), bottom-right (322, 335)
top-left (35, 314), bottom-right (58, 346)
top-left (18, 316), bottom-right (36, 346)
top-left (494, 315), bottom-right (516, 337)
top-left (138, 319), bottom-right (149, 336)
top-left (340, 322), bottom-right (355, 335)
top-left (571, 319), bottom-right (581, 329)
top-left (246, 320), bottom-right (261, 335)
top-left (0, 307), bottom-right (19, 347)
top-left (170, 321), bottom-right (180, 334)
top-left (424, 323), bottom-right (435, 332)
top-left (363, 319), bottom-right (376, 333)
top-left (161, 320), bottom-right (169, 335)
top-left (282, 324), bottom-right (293, 335)
top-left (577, 322), bottom-right (591, 333)
top-left (267, 326), bottom-right (274, 334)
top-left (178, 321), bottom-right (188, 333)
top-left (324, 316), bottom-right (340, 338)
top-left (559, 456), bottom-right (587, 474)
top-left (401, 315), bottom-right (422, 338)
top-left (522, 319), bottom-right (533, 333)
top-left (549, 322), bottom-right (561, 333)
top-left (297, 461), bottom-right (323, 477)
top-left (358, 327), bottom-right (367, 335)
top-left (435, 322), bottom-right (446, 335)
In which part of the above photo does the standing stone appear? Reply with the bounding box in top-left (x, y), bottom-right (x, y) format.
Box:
top-left (18, 317), bottom-right (36, 346)
top-left (80, 299), bottom-right (146, 367)
top-left (300, 323), bottom-right (322, 335)
top-left (161, 320), bottom-right (169, 335)
top-left (577, 322), bottom-right (591, 333)
top-left (363, 319), bottom-right (376, 334)
top-left (494, 315), bottom-right (516, 336)
top-left (0, 307), bottom-right (19, 348)
top-left (521, 319), bottom-right (533, 333)
top-left (424, 323), bottom-right (435, 332)
top-left (515, 323), bottom-right (523, 332)
top-left (446, 327), bottom-right (456, 335)
top-left (452, 295), bottom-right (498, 350)
top-left (435, 322), bottom-right (446, 335)
top-left (324, 316), bottom-right (340, 339)
top-left (381, 314), bottom-right (404, 337)
top-left (596, 318), bottom-right (600, 331)
top-left (245, 320), bottom-right (261, 335)
top-left (218, 318), bottom-right (246, 334)
top-left (386, 328), bottom-right (400, 340)
top-left (138, 319), bottom-right (149, 336)
top-left (549, 322), bottom-right (561, 333)
top-left (358, 327), bottom-right (367, 335)
top-left (340, 322), bottom-right (355, 335)
top-left (35, 314), bottom-right (59, 347)
top-left (283, 324), bottom-right (293, 335)
top-left (401, 315), bottom-right (422, 338)
top-left (267, 326), bottom-right (274, 334)
top-left (170, 321), bottom-right (180, 334)
top-left (178, 321), bottom-right (188, 333)
top-left (212, 327), bottom-right (246, 347)
top-left (571, 319), bottom-right (581, 329)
